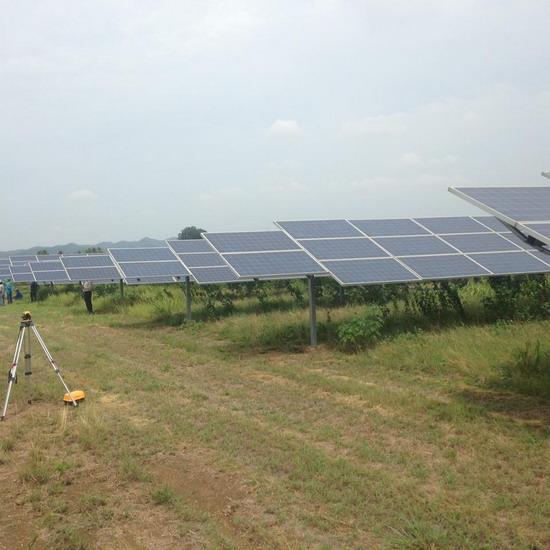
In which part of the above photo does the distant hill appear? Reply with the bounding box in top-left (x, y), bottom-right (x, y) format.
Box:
top-left (0, 237), bottom-right (171, 257)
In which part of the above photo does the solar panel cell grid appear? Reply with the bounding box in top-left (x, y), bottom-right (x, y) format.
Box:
top-left (177, 253), bottom-right (226, 268)
top-left (322, 258), bottom-right (419, 285)
top-left (349, 219), bottom-right (428, 237)
top-left (223, 251), bottom-right (323, 278)
top-left (204, 231), bottom-right (299, 253)
top-left (298, 238), bottom-right (388, 260)
top-left (118, 261), bottom-right (188, 278)
top-left (66, 267), bottom-right (121, 281)
top-left (470, 252), bottom-right (550, 275)
top-left (277, 220), bottom-right (362, 239)
top-left (189, 266), bottom-right (241, 284)
top-left (166, 239), bottom-right (213, 254)
top-left (33, 271), bottom-right (69, 282)
top-left (440, 233), bottom-right (521, 253)
top-left (373, 236), bottom-right (456, 256)
top-left (110, 247), bottom-right (177, 262)
top-left (400, 255), bottom-right (490, 279)
top-left (414, 217), bottom-right (490, 234)
top-left (61, 255), bottom-right (115, 268)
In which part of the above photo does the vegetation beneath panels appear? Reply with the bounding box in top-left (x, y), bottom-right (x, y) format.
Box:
top-left (0, 275), bottom-right (548, 548)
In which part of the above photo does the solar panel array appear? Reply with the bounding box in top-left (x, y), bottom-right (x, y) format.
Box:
top-left (60, 254), bottom-right (122, 283)
top-left (450, 186), bottom-right (550, 247)
top-left (166, 239), bottom-right (241, 284)
top-left (202, 231), bottom-right (326, 279)
top-left (276, 216), bottom-right (550, 285)
top-left (109, 247), bottom-right (190, 285)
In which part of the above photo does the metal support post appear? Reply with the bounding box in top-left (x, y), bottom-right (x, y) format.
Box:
top-left (307, 275), bottom-right (318, 347)
top-left (119, 279), bottom-right (124, 299)
top-left (185, 276), bottom-right (192, 321)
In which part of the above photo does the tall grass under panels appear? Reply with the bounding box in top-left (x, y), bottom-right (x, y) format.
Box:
top-left (27, 274), bottom-right (550, 400)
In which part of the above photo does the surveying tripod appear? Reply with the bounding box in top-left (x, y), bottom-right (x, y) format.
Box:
top-left (1, 312), bottom-right (81, 421)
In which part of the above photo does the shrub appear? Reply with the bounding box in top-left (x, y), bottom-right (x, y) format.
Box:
top-left (497, 340), bottom-right (550, 398)
top-left (337, 307), bottom-right (384, 351)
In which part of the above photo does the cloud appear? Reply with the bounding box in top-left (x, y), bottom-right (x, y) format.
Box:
top-left (66, 189), bottom-right (98, 201)
top-left (399, 152), bottom-right (422, 166)
top-left (340, 113), bottom-right (407, 136)
top-left (268, 119), bottom-right (303, 137)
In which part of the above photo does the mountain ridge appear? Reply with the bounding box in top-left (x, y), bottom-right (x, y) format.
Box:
top-left (1, 237), bottom-right (173, 257)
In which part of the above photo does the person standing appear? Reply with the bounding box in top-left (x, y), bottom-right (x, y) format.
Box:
top-left (81, 280), bottom-right (94, 314)
top-left (0, 280), bottom-right (4, 305)
top-left (30, 281), bottom-right (39, 302)
top-left (5, 279), bottom-right (13, 304)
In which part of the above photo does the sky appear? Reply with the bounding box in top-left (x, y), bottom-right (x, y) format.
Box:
top-left (1, 1), bottom-right (549, 249)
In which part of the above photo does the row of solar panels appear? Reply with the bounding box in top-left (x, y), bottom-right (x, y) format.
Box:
top-left (1, 215), bottom-right (549, 287)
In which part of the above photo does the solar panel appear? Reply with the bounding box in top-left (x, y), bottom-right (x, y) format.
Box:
top-left (222, 251), bottom-right (323, 278)
top-left (414, 217), bottom-right (490, 234)
top-left (203, 231), bottom-right (325, 280)
top-left (440, 233), bottom-right (521, 253)
top-left (277, 216), bottom-right (550, 286)
top-left (117, 261), bottom-right (188, 278)
top-left (276, 220), bottom-right (362, 239)
top-left (298, 238), bottom-right (388, 260)
top-left (10, 264), bottom-right (32, 274)
top-left (203, 231), bottom-right (299, 253)
top-left (167, 239), bottom-right (213, 254)
top-left (373, 236), bottom-right (455, 256)
top-left (349, 218), bottom-right (428, 237)
top-left (36, 254), bottom-right (61, 262)
top-left (0, 259), bottom-right (10, 266)
top-left (323, 258), bottom-right (419, 285)
top-left (10, 255), bottom-right (37, 263)
top-left (190, 266), bottom-right (241, 284)
top-left (109, 247), bottom-right (177, 262)
top-left (30, 260), bottom-right (64, 271)
top-left (61, 255), bottom-right (115, 268)
top-left (400, 255), bottom-right (490, 279)
top-left (32, 270), bottom-right (70, 283)
top-left (450, 186), bottom-right (550, 246)
top-left (11, 272), bottom-right (35, 283)
top-left (66, 267), bottom-right (121, 282)
top-left (469, 252), bottom-right (550, 275)
top-left (175, 253), bottom-right (226, 268)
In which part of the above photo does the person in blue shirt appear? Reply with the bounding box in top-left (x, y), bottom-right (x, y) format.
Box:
top-left (14, 289), bottom-right (23, 300)
top-left (5, 279), bottom-right (13, 304)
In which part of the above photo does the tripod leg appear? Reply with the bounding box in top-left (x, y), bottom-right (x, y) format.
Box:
top-left (24, 325), bottom-right (32, 404)
top-left (30, 325), bottom-right (78, 408)
top-left (1, 326), bottom-right (26, 421)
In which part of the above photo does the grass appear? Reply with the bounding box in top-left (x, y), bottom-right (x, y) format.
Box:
top-left (0, 285), bottom-right (548, 548)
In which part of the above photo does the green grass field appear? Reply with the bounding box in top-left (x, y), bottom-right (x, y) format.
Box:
top-left (0, 285), bottom-right (548, 549)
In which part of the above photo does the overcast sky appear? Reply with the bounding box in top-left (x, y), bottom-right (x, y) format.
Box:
top-left (1, 1), bottom-right (549, 248)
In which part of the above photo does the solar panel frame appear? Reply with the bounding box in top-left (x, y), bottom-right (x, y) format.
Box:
top-left (11, 271), bottom-right (35, 283)
top-left (66, 266), bottom-right (122, 282)
top-left (450, 186), bottom-right (550, 246)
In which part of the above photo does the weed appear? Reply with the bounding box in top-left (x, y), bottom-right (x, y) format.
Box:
top-left (151, 485), bottom-right (176, 505)
top-left (337, 307), bottom-right (384, 351)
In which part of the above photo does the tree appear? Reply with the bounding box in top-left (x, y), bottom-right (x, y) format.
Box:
top-left (36, 249), bottom-right (49, 255)
top-left (178, 226), bottom-right (206, 240)
top-left (81, 247), bottom-right (104, 254)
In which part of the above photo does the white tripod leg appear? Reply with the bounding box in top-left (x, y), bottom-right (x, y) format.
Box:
top-left (1, 326), bottom-right (26, 421)
top-left (30, 324), bottom-right (78, 408)
top-left (24, 325), bottom-right (32, 403)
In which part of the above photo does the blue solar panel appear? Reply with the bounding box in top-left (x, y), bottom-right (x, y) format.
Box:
top-left (277, 220), bottom-right (362, 239)
top-left (373, 236), bottom-right (455, 256)
top-left (10, 255), bottom-right (37, 263)
top-left (166, 239), bottom-right (213, 253)
top-left (414, 217), bottom-right (490, 234)
top-left (33, 270), bottom-right (69, 283)
top-left (469, 252), bottom-right (550, 275)
top-left (204, 231), bottom-right (299, 253)
top-left (10, 264), bottom-right (31, 274)
top-left (11, 272), bottom-right (35, 282)
top-left (524, 223), bottom-right (550, 241)
top-left (110, 248), bottom-right (177, 262)
top-left (401, 255), bottom-right (490, 279)
top-left (30, 261), bottom-right (64, 271)
top-left (452, 187), bottom-right (550, 222)
top-left (61, 255), bottom-right (115, 268)
top-left (500, 232), bottom-right (537, 250)
top-left (118, 261), bottom-right (188, 278)
top-left (473, 216), bottom-right (512, 232)
top-left (0, 259), bottom-right (10, 266)
top-left (322, 258), bottom-right (419, 285)
top-left (529, 249), bottom-right (550, 267)
top-left (189, 266), bottom-right (241, 284)
top-left (223, 251), bottom-right (323, 278)
top-left (441, 233), bottom-right (521, 253)
top-left (349, 219), bottom-right (428, 237)
top-left (36, 254), bottom-right (61, 262)
top-left (298, 238), bottom-right (388, 260)
top-left (66, 267), bottom-right (121, 282)
top-left (177, 253), bottom-right (226, 268)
